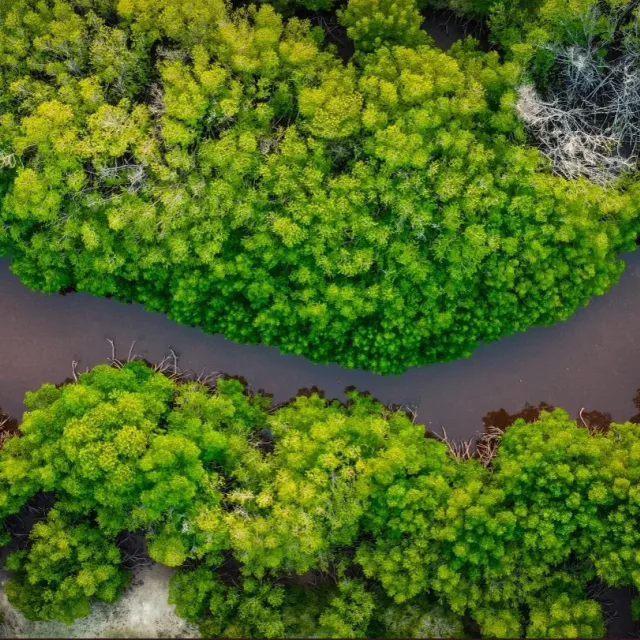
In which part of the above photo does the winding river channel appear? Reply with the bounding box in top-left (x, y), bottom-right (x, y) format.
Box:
top-left (2, 251), bottom-right (640, 440)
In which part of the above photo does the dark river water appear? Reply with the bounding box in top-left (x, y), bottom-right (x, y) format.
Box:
top-left (1, 252), bottom-right (640, 440)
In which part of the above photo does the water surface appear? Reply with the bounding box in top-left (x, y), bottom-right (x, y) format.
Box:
top-left (2, 253), bottom-right (640, 439)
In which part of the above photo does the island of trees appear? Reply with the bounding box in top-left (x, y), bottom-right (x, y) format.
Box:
top-left (1, 359), bottom-right (640, 637)
top-left (1, 0), bottom-right (640, 373)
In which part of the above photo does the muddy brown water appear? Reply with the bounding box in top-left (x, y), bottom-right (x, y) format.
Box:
top-left (2, 252), bottom-right (640, 441)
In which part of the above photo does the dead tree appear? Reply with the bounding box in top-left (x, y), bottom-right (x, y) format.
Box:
top-left (517, 7), bottom-right (640, 184)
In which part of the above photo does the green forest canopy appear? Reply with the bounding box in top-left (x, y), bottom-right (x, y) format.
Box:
top-left (1, 361), bottom-right (640, 637)
top-left (0, 0), bottom-right (639, 373)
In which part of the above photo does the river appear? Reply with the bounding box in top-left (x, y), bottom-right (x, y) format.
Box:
top-left (2, 252), bottom-right (640, 440)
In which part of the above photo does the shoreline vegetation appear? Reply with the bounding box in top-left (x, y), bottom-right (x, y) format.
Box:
top-left (2, 359), bottom-right (640, 637)
top-left (1, 0), bottom-right (640, 374)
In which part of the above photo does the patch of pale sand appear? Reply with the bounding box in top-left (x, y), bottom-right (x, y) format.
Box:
top-left (0, 564), bottom-right (199, 638)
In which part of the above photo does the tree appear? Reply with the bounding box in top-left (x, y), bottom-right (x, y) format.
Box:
top-left (4, 360), bottom-right (640, 635)
top-left (526, 575), bottom-right (605, 638)
top-left (4, 509), bottom-right (128, 624)
top-left (0, 0), bottom-right (638, 375)
top-left (224, 391), bottom-right (424, 577)
top-left (169, 568), bottom-right (376, 638)
top-left (337, 0), bottom-right (429, 52)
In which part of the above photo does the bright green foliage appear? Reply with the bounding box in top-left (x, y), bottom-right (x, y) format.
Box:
top-left (356, 408), bottom-right (618, 636)
top-left (316, 579), bottom-right (376, 638)
top-left (5, 362), bottom-right (640, 636)
top-left (375, 600), bottom-right (465, 638)
top-left (338, 0), bottom-right (429, 51)
top-left (145, 378), bottom-right (271, 567)
top-left (458, 0), bottom-right (639, 60)
top-left (423, 0), bottom-right (547, 50)
top-left (527, 592), bottom-right (605, 638)
top-left (493, 410), bottom-right (606, 568)
top-left (169, 570), bottom-right (292, 638)
top-left (169, 568), bottom-right (375, 638)
top-left (1, 0), bottom-right (638, 374)
top-left (0, 362), bottom-right (176, 532)
top-left (0, 362), bottom-right (270, 593)
top-left (583, 422), bottom-right (640, 589)
top-left (355, 429), bottom-right (466, 604)
top-left (526, 574), bottom-right (605, 638)
top-left (225, 391), bottom-right (423, 577)
top-left (3, 509), bottom-right (128, 624)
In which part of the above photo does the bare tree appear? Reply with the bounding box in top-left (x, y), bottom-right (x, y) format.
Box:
top-left (516, 7), bottom-right (640, 184)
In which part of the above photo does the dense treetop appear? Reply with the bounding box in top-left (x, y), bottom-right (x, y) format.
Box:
top-left (0, 0), bottom-right (638, 373)
top-left (2, 362), bottom-right (640, 636)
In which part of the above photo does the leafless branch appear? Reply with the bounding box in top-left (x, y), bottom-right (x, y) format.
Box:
top-left (153, 348), bottom-right (182, 379)
top-left (517, 25), bottom-right (640, 184)
top-left (0, 429), bottom-right (13, 449)
top-left (106, 338), bottom-right (124, 369)
top-left (475, 424), bottom-right (505, 467)
top-left (435, 427), bottom-right (474, 462)
top-left (196, 367), bottom-right (220, 387)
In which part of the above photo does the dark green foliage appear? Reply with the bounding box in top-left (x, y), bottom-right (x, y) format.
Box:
top-left (527, 579), bottom-right (605, 638)
top-left (169, 570), bottom-right (375, 638)
top-left (1, 0), bottom-right (638, 373)
top-left (3, 362), bottom-right (640, 636)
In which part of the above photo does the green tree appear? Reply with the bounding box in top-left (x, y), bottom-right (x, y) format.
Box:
top-left (0, 0), bottom-right (638, 375)
top-left (4, 360), bottom-right (640, 636)
top-left (337, 0), bottom-right (429, 52)
top-left (526, 575), bottom-right (605, 638)
top-left (4, 509), bottom-right (128, 623)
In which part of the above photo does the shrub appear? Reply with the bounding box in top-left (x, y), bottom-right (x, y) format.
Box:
top-left (0, 0), bottom-right (638, 373)
top-left (2, 362), bottom-right (640, 636)
top-left (337, 0), bottom-right (429, 51)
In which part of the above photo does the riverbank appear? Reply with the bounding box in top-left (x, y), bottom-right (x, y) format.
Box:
top-left (2, 253), bottom-right (640, 441)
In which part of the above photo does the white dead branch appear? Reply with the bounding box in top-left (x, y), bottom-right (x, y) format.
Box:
top-left (475, 424), bottom-right (504, 467)
top-left (435, 427), bottom-right (474, 462)
top-left (517, 14), bottom-right (640, 184)
top-left (0, 151), bottom-right (16, 169)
